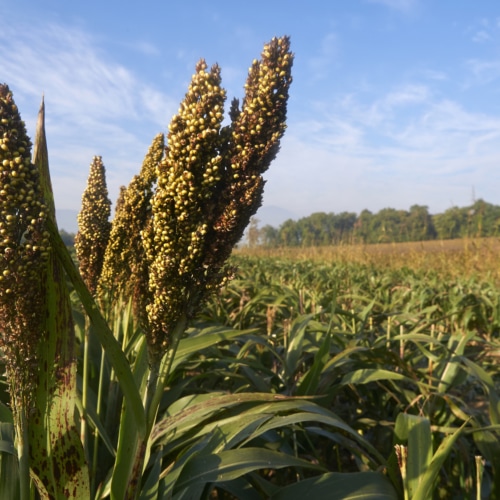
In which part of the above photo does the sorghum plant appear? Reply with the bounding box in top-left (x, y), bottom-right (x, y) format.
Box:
top-left (75, 155), bottom-right (111, 296)
top-left (0, 84), bottom-right (48, 428)
top-left (144, 36), bottom-right (293, 363)
top-left (0, 35), bottom-right (301, 500)
top-left (0, 85), bottom-right (88, 498)
top-left (99, 133), bottom-right (164, 319)
top-left (107, 36), bottom-right (293, 498)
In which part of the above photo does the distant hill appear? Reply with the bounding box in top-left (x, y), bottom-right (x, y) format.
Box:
top-left (254, 205), bottom-right (298, 228)
top-left (56, 209), bottom-right (78, 234)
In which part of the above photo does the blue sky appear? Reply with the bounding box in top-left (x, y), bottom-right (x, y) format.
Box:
top-left (2, 0), bottom-right (500, 230)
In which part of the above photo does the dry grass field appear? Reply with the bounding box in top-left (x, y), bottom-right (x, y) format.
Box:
top-left (237, 237), bottom-right (500, 282)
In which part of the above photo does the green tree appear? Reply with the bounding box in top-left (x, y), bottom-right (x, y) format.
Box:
top-left (433, 206), bottom-right (468, 240)
top-left (407, 205), bottom-right (436, 241)
top-left (333, 211), bottom-right (357, 243)
top-left (279, 218), bottom-right (301, 246)
top-left (372, 208), bottom-right (408, 243)
top-left (353, 209), bottom-right (374, 243)
top-left (261, 224), bottom-right (279, 247)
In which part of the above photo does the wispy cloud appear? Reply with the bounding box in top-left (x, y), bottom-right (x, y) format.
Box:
top-left (308, 32), bottom-right (340, 81)
top-left (0, 22), bottom-right (176, 125)
top-left (128, 40), bottom-right (162, 57)
top-left (466, 16), bottom-right (500, 44)
top-left (472, 30), bottom-right (492, 43)
top-left (265, 82), bottom-right (500, 216)
top-left (465, 59), bottom-right (500, 85)
top-left (0, 20), bottom-right (178, 211)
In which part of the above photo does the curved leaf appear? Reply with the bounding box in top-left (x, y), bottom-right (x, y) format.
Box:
top-left (270, 471), bottom-right (398, 500)
top-left (174, 447), bottom-right (324, 493)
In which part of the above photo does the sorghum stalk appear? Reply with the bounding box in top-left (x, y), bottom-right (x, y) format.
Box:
top-left (112, 36), bottom-right (293, 499)
top-left (207, 35), bottom-right (293, 269)
top-left (0, 84), bottom-right (50, 498)
top-left (74, 155), bottom-right (112, 473)
top-left (0, 86), bottom-right (89, 498)
top-left (0, 84), bottom-right (49, 428)
top-left (144, 59), bottom-right (227, 363)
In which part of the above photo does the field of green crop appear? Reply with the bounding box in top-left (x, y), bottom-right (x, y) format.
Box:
top-left (180, 241), bottom-right (500, 498)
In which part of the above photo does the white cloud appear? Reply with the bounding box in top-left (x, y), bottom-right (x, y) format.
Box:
top-left (466, 17), bottom-right (500, 44)
top-left (465, 59), bottom-right (500, 85)
top-left (130, 40), bottom-right (161, 57)
top-left (263, 82), bottom-right (500, 217)
top-left (472, 30), bottom-right (492, 43)
top-left (420, 69), bottom-right (448, 82)
top-left (0, 20), bottom-right (178, 211)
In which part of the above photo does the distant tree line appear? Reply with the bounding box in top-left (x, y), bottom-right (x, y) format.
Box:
top-left (247, 199), bottom-right (500, 247)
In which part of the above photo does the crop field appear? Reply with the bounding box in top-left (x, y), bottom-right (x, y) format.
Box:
top-left (2, 35), bottom-right (499, 497)
top-left (185, 238), bottom-right (500, 497)
top-left (238, 237), bottom-right (500, 281)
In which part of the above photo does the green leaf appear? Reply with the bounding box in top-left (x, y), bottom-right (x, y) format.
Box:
top-left (412, 421), bottom-right (467, 500)
top-left (296, 331), bottom-right (331, 396)
top-left (341, 368), bottom-right (413, 385)
top-left (174, 447), bottom-right (323, 493)
top-left (394, 414), bottom-right (432, 498)
top-left (0, 402), bottom-right (13, 425)
top-left (437, 331), bottom-right (475, 393)
top-left (461, 357), bottom-right (500, 426)
top-left (111, 339), bottom-right (149, 500)
top-left (152, 393), bottom-right (293, 446)
top-left (285, 314), bottom-right (316, 379)
top-left (0, 423), bottom-right (19, 500)
top-left (48, 218), bottom-right (146, 440)
top-left (172, 326), bottom-right (256, 371)
top-left (138, 450), bottom-right (162, 500)
top-left (270, 471), bottom-right (398, 500)
top-left (29, 99), bottom-right (90, 499)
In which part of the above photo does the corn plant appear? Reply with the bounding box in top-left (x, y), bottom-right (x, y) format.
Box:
top-left (203, 255), bottom-right (500, 498)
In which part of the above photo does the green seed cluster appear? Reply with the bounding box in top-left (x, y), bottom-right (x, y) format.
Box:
top-left (75, 156), bottom-right (111, 296)
top-left (141, 38), bottom-right (293, 361)
top-left (219, 36), bottom-right (293, 239)
top-left (99, 133), bottom-right (164, 319)
top-left (144, 60), bottom-right (227, 359)
top-left (85, 38), bottom-right (292, 362)
top-left (198, 36), bottom-right (293, 287)
top-left (0, 84), bottom-right (50, 405)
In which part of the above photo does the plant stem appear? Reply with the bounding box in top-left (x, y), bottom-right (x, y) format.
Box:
top-left (476, 455), bottom-right (484, 500)
top-left (146, 314), bottom-right (188, 435)
top-left (16, 406), bottom-right (30, 500)
top-left (91, 347), bottom-right (106, 495)
top-left (47, 218), bottom-right (146, 439)
top-left (80, 316), bottom-right (90, 455)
